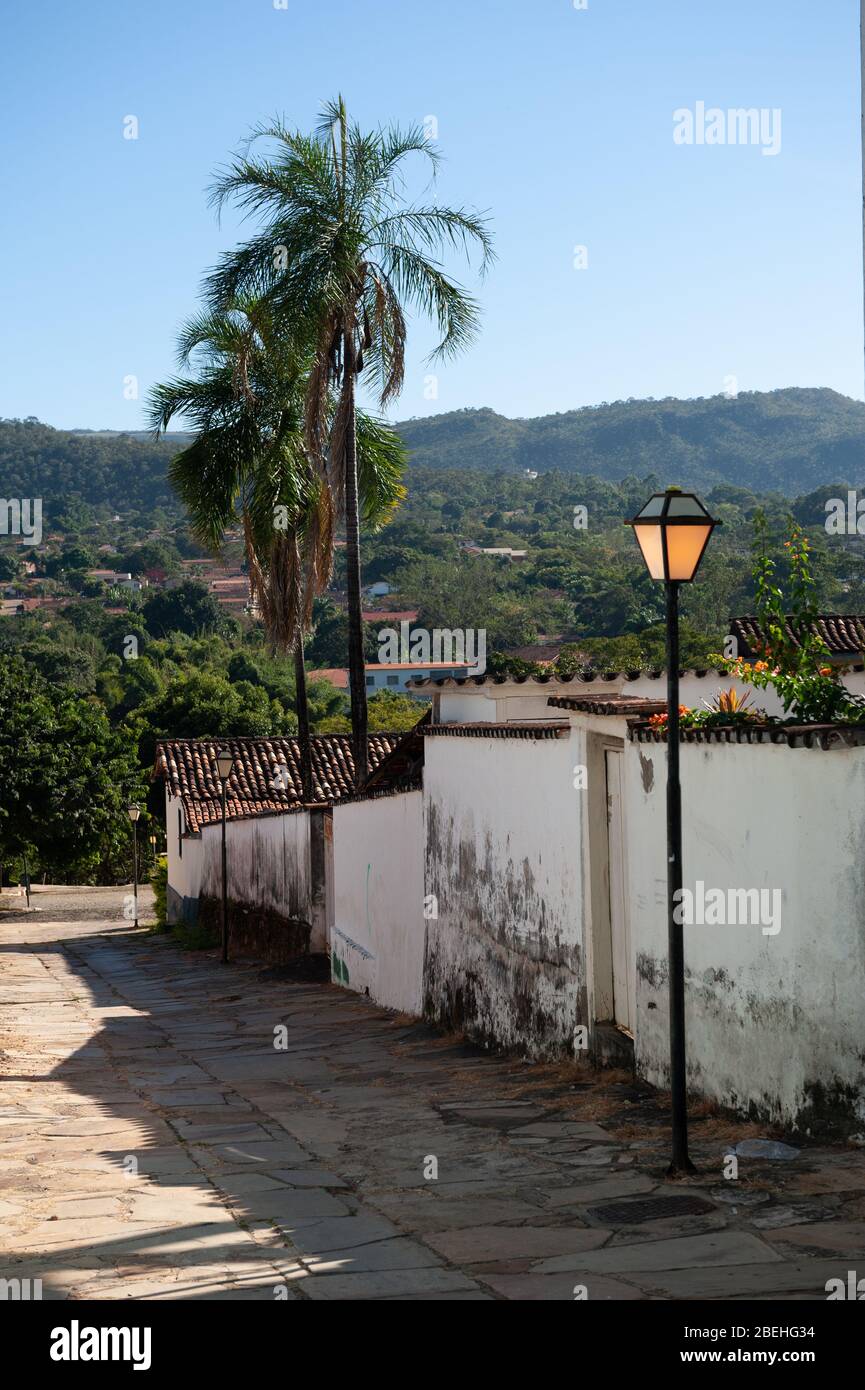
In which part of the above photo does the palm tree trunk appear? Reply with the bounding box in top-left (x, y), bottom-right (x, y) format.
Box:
top-left (342, 337), bottom-right (368, 788)
top-left (294, 639), bottom-right (313, 803)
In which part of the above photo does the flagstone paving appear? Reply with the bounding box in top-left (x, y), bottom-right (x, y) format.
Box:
top-left (1, 884), bottom-right (865, 1301)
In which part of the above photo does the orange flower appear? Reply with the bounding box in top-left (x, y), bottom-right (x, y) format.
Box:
top-left (648, 705), bottom-right (689, 727)
top-left (819, 666), bottom-right (832, 677)
top-left (753, 661), bottom-right (768, 672)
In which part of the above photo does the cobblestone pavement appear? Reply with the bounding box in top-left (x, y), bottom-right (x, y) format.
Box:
top-left (1, 885), bottom-right (864, 1301)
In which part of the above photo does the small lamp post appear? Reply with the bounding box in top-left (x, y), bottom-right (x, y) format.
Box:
top-left (626, 487), bottom-right (720, 1176)
top-left (127, 803), bottom-right (141, 929)
top-left (215, 747), bottom-right (234, 964)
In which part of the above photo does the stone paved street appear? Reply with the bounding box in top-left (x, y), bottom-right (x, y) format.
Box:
top-left (2, 886), bottom-right (865, 1301)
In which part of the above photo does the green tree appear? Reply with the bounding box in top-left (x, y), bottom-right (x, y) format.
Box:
top-left (149, 294), bottom-right (405, 797)
top-left (130, 671), bottom-right (291, 768)
top-left (207, 97), bottom-right (493, 782)
top-left (0, 551), bottom-right (20, 581)
top-left (0, 657), bottom-right (146, 882)
top-left (143, 580), bottom-right (233, 638)
top-left (316, 687), bottom-right (424, 734)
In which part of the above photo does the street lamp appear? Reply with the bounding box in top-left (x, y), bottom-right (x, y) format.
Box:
top-left (126, 803), bottom-right (141, 929)
top-left (626, 487), bottom-right (720, 1176)
top-left (215, 747), bottom-right (234, 964)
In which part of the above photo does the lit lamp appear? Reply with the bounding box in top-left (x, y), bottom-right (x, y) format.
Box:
top-left (626, 487), bottom-right (720, 1176)
top-left (215, 748), bottom-right (234, 965)
top-left (126, 803), bottom-right (141, 929)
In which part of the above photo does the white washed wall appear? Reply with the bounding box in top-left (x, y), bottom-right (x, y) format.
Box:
top-left (437, 669), bottom-right (865, 728)
top-left (200, 810), bottom-right (311, 924)
top-left (330, 791), bottom-right (424, 1013)
top-left (623, 736), bottom-right (865, 1135)
top-left (330, 795), bottom-right (425, 1011)
top-left (165, 792), bottom-right (203, 923)
top-left (423, 730), bottom-right (585, 1054)
top-left (629, 671), bottom-right (790, 718)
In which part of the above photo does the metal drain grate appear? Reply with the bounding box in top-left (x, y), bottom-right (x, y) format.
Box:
top-left (589, 1194), bottom-right (716, 1225)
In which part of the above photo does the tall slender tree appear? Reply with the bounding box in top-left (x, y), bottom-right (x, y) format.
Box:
top-left (148, 294), bottom-right (405, 796)
top-left (207, 98), bottom-right (493, 782)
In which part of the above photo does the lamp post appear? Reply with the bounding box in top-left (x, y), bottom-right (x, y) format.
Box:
top-left (215, 747), bottom-right (234, 964)
top-left (626, 487), bottom-right (720, 1176)
top-left (127, 803), bottom-right (141, 929)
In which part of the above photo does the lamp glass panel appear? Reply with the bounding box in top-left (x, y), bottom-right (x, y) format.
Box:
top-left (633, 524), bottom-right (666, 580)
top-left (665, 523), bottom-right (711, 581)
top-left (216, 752), bottom-right (234, 780)
top-left (127, 805), bottom-right (140, 822)
top-left (666, 494), bottom-right (708, 518)
top-left (635, 494), bottom-right (666, 519)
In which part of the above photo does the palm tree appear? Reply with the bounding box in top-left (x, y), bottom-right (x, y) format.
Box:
top-left (148, 294), bottom-right (405, 798)
top-left (206, 97), bottom-right (494, 783)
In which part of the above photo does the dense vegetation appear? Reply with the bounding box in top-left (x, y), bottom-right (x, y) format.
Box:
top-left (0, 589), bottom-right (419, 885)
top-left (356, 467), bottom-right (865, 669)
top-left (5, 386), bottom-right (865, 530)
top-left (0, 418), bottom-right (188, 523)
top-left (4, 398), bottom-right (865, 883)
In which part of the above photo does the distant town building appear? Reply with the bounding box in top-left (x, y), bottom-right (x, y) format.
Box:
top-left (363, 661), bottom-right (474, 696)
top-left (465, 546), bottom-right (528, 561)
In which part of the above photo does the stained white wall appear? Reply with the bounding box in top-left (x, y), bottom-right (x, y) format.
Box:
top-left (200, 810), bottom-right (311, 924)
top-left (623, 736), bottom-right (865, 1135)
top-left (330, 791), bottom-right (424, 1013)
top-left (423, 731), bottom-right (585, 1054)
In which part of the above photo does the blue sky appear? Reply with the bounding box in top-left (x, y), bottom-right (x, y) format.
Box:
top-left (1, 0), bottom-right (862, 430)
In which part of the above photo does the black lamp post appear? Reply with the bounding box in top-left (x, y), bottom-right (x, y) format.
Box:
top-left (626, 487), bottom-right (720, 1176)
top-left (215, 747), bottom-right (234, 964)
top-left (127, 803), bottom-right (141, 929)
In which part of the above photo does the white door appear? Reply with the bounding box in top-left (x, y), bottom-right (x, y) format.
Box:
top-left (605, 749), bottom-right (634, 1033)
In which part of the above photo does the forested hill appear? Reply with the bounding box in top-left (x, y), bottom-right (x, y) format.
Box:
top-left (4, 387), bottom-right (865, 516)
top-left (0, 418), bottom-right (186, 517)
top-left (396, 388), bottom-right (865, 494)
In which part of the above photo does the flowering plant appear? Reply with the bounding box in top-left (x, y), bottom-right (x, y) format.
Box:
top-left (648, 704), bottom-right (690, 730)
top-left (712, 513), bottom-right (865, 725)
top-left (649, 690), bottom-right (765, 732)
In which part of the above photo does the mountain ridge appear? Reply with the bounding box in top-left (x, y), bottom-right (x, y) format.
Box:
top-left (394, 388), bottom-right (865, 493)
top-left (3, 387), bottom-right (865, 516)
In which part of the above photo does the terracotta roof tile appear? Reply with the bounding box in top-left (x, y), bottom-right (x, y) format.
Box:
top-left (154, 734), bottom-right (405, 832)
top-left (630, 723), bottom-right (865, 750)
top-left (308, 668), bottom-right (349, 689)
top-left (406, 669), bottom-right (725, 689)
top-left (422, 721), bottom-right (570, 740)
top-left (547, 695), bottom-right (668, 717)
top-left (730, 614), bottom-right (865, 659)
